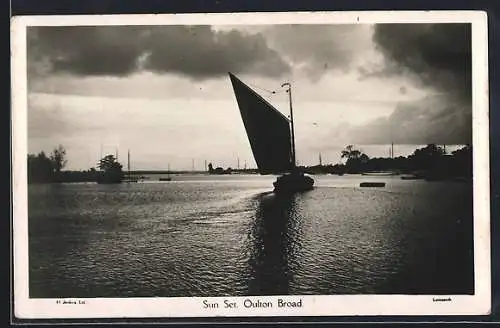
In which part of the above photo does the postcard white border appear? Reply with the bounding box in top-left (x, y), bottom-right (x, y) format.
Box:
top-left (11, 11), bottom-right (491, 319)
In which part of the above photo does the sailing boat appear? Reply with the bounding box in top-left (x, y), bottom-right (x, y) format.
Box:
top-left (229, 73), bottom-right (314, 193)
top-left (124, 149), bottom-right (138, 183)
top-left (160, 163), bottom-right (172, 181)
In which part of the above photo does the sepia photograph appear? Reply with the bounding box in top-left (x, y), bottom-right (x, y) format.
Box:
top-left (12, 11), bottom-right (490, 318)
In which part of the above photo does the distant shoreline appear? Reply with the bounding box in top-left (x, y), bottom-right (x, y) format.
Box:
top-left (129, 170), bottom-right (260, 175)
top-left (27, 170), bottom-right (472, 185)
top-left (27, 144), bottom-right (472, 185)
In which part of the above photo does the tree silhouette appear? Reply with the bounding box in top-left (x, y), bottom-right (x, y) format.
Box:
top-left (50, 144), bottom-right (67, 173)
top-left (340, 145), bottom-right (370, 173)
top-left (27, 151), bottom-right (55, 183)
top-left (97, 154), bottom-right (124, 183)
top-left (449, 144), bottom-right (472, 177)
top-left (341, 145), bottom-right (363, 160)
top-left (98, 155), bottom-right (122, 171)
top-left (408, 144), bottom-right (445, 170)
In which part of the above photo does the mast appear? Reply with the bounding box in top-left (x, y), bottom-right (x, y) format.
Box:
top-left (389, 115), bottom-right (393, 159)
top-left (127, 149), bottom-right (131, 178)
top-left (282, 82), bottom-right (296, 168)
top-left (229, 73), bottom-right (294, 174)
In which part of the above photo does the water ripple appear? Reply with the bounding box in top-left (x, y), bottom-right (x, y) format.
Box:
top-left (28, 175), bottom-right (474, 297)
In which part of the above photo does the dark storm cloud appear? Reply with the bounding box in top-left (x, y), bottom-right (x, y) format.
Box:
top-left (370, 23), bottom-right (472, 101)
top-left (143, 26), bottom-right (290, 78)
top-left (349, 96), bottom-right (472, 145)
top-left (27, 25), bottom-right (291, 80)
top-left (263, 24), bottom-right (372, 80)
top-left (27, 24), bottom-right (371, 85)
top-left (353, 23), bottom-right (472, 145)
top-left (28, 26), bottom-right (146, 77)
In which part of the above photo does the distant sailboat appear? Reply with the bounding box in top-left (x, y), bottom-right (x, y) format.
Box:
top-left (124, 149), bottom-right (138, 183)
top-left (160, 163), bottom-right (172, 181)
top-left (229, 73), bottom-right (314, 193)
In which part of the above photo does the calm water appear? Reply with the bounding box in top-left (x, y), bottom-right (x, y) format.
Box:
top-left (28, 174), bottom-right (474, 297)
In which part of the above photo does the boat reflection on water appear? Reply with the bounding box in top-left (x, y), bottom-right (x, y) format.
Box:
top-left (244, 191), bottom-right (306, 295)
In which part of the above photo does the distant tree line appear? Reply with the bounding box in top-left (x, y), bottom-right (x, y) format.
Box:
top-left (27, 143), bottom-right (473, 184)
top-left (27, 145), bottom-right (68, 183)
top-left (27, 145), bottom-right (125, 184)
top-left (303, 144), bottom-right (472, 180)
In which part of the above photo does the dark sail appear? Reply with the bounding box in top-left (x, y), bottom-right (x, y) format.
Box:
top-left (229, 73), bottom-right (293, 174)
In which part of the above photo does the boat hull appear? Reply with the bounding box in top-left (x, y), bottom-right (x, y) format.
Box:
top-left (273, 172), bottom-right (314, 193)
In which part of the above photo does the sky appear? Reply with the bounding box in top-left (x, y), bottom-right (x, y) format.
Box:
top-left (26, 23), bottom-right (472, 170)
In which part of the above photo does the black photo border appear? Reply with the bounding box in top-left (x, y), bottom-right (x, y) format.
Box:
top-left (8, 0), bottom-right (500, 326)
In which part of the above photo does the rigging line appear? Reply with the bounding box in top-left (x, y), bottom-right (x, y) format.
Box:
top-left (246, 82), bottom-right (288, 106)
top-left (246, 82), bottom-right (286, 96)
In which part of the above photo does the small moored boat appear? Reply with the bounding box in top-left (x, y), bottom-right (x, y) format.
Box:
top-left (360, 182), bottom-right (386, 187)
